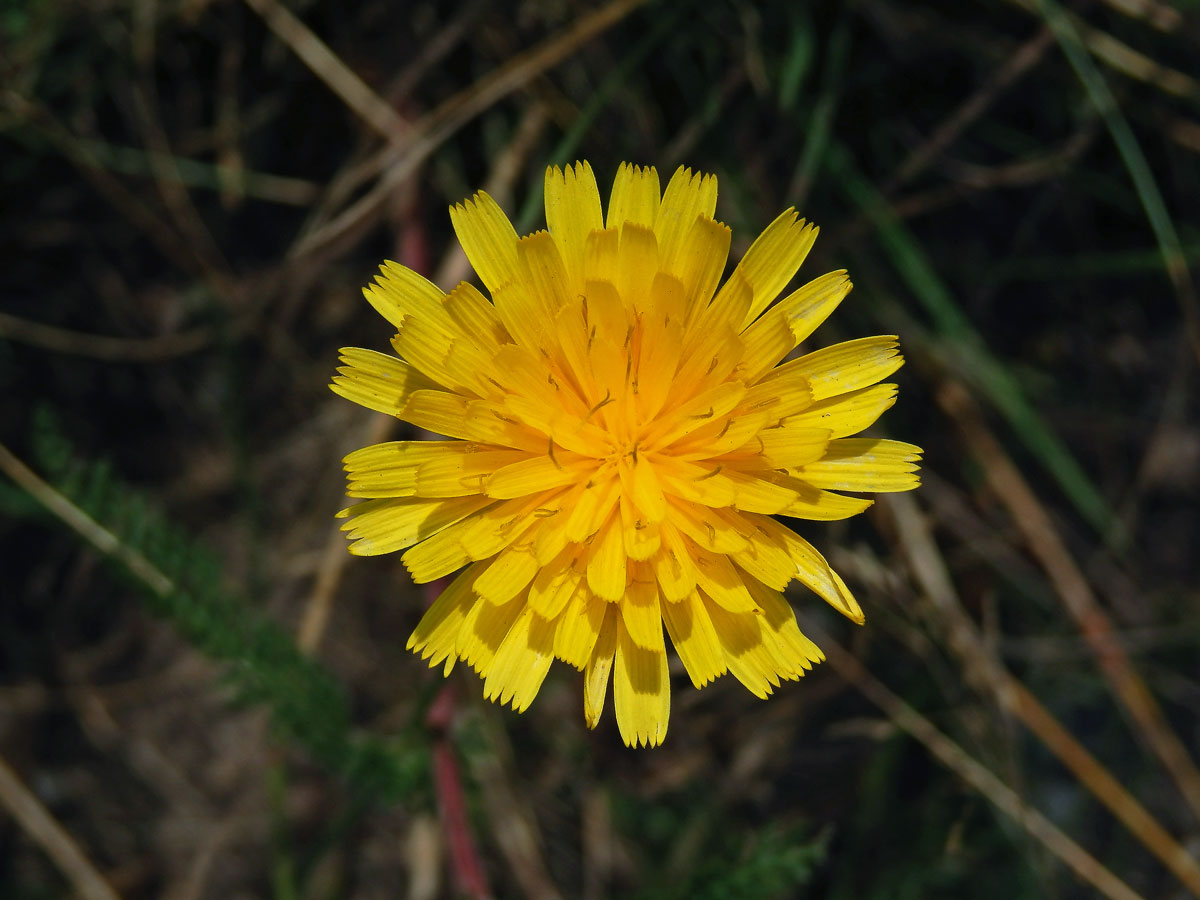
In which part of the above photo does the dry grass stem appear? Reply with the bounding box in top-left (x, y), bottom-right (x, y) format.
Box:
top-left (885, 487), bottom-right (1200, 896)
top-left (937, 381), bottom-right (1200, 824)
top-left (0, 312), bottom-right (209, 362)
top-left (809, 626), bottom-right (1147, 900)
top-left (241, 0), bottom-right (410, 141)
top-left (0, 754), bottom-right (122, 900)
top-left (0, 441), bottom-right (173, 598)
top-left (291, 0), bottom-right (650, 259)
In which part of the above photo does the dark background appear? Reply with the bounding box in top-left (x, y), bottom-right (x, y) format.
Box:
top-left (2, 0), bottom-right (1199, 898)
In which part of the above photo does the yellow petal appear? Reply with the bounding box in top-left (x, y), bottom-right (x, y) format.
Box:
top-left (487, 342), bottom-right (559, 405)
top-left (753, 516), bottom-right (864, 622)
top-left (586, 512), bottom-right (627, 601)
top-left (443, 281), bottom-right (511, 352)
top-left (688, 268), bottom-right (752, 356)
top-left (753, 426), bottom-right (831, 468)
top-left (616, 223), bottom-right (659, 314)
top-left (782, 383), bottom-right (898, 438)
top-left (738, 270), bottom-right (852, 383)
top-left (719, 509), bottom-right (796, 591)
top-left (778, 269), bottom-right (852, 345)
top-left (528, 546), bottom-right (584, 619)
top-left (583, 226), bottom-right (621, 285)
top-left (474, 542), bottom-right (539, 604)
top-left (564, 473), bottom-right (621, 542)
top-left (781, 336), bottom-right (904, 402)
top-left (633, 275), bottom-right (685, 421)
top-left (623, 456), bottom-right (668, 523)
top-left (343, 440), bottom-right (453, 498)
top-left (406, 562), bottom-right (486, 670)
top-left (483, 606), bottom-right (557, 712)
top-left (396, 390), bottom-right (467, 438)
top-left (642, 381), bottom-right (747, 450)
top-left (330, 348), bottom-right (435, 415)
top-left (555, 585), bottom-right (607, 669)
top-left (671, 325), bottom-right (745, 401)
top-left (613, 615), bottom-right (670, 748)
top-left (363, 261), bottom-right (449, 332)
top-left (620, 493), bottom-right (662, 561)
top-left (401, 518), bottom-right (476, 582)
top-left (735, 211), bottom-right (819, 327)
top-left (657, 459), bottom-right (737, 509)
top-left (489, 280), bottom-right (548, 357)
top-left (413, 447), bottom-right (528, 498)
top-left (674, 217), bottom-right (731, 321)
top-left (776, 482), bottom-right (874, 521)
top-left (797, 438), bottom-right (923, 492)
top-left (621, 572), bottom-right (664, 650)
top-left (672, 410), bottom-right (773, 461)
top-left (723, 467), bottom-right (801, 515)
top-left (544, 161), bottom-right (603, 293)
top-left (661, 590), bottom-right (726, 688)
top-left (655, 166), bottom-right (718, 277)
top-left (459, 399), bottom-right (554, 451)
top-left (606, 163), bottom-right (660, 230)
top-left (652, 525), bottom-right (698, 601)
top-left (688, 543), bottom-right (758, 613)
top-left (449, 191), bottom-right (520, 293)
top-left (665, 500), bottom-right (749, 554)
top-left (445, 493), bottom-right (549, 562)
top-left (583, 276), bottom-right (630, 350)
top-left (748, 580), bottom-right (825, 674)
top-left (518, 229), bottom-right (571, 320)
top-left (583, 603), bottom-right (618, 727)
top-left (531, 489), bottom-right (580, 564)
top-left (740, 368), bottom-right (812, 424)
top-left (339, 495), bottom-right (494, 556)
top-left (704, 599), bottom-right (781, 699)
top-left (456, 592), bottom-right (525, 675)
top-left (392, 317), bottom-right (479, 395)
top-left (484, 453), bottom-right (594, 499)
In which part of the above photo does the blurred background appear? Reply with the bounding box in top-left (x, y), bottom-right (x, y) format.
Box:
top-left (2, 0), bottom-right (1199, 897)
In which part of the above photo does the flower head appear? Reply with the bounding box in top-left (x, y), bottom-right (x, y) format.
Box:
top-left (331, 162), bottom-right (920, 747)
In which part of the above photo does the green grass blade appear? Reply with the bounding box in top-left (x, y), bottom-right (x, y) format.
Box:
top-left (828, 143), bottom-right (1122, 542)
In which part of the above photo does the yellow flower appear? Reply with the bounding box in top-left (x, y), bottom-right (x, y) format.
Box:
top-left (331, 162), bottom-right (921, 747)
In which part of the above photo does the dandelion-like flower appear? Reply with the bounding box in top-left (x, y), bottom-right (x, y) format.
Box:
top-left (332, 162), bottom-right (920, 747)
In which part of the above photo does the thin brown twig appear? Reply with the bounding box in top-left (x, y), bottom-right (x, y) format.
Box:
top-left (1099, 0), bottom-right (1183, 33)
top-left (0, 312), bottom-right (209, 362)
top-left (0, 441), bottom-right (173, 598)
top-left (296, 413), bottom-right (395, 653)
top-left (937, 380), bottom-right (1200, 826)
top-left (0, 753), bottom-right (122, 900)
top-left (887, 24), bottom-right (1057, 191)
top-left (1165, 115), bottom-right (1200, 156)
top-left (1004, 0), bottom-right (1200, 101)
top-left (883, 489), bottom-right (1200, 896)
top-left (1083, 27), bottom-right (1200, 101)
top-left (388, 0), bottom-right (495, 106)
top-left (241, 0), bottom-right (410, 141)
top-left (297, 1), bottom-right (494, 233)
top-left (0, 93), bottom-right (224, 295)
top-left (290, 0), bottom-right (650, 260)
top-left (128, 83), bottom-right (235, 296)
top-left (829, 128), bottom-right (1097, 248)
top-left (807, 626), bottom-right (1146, 900)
